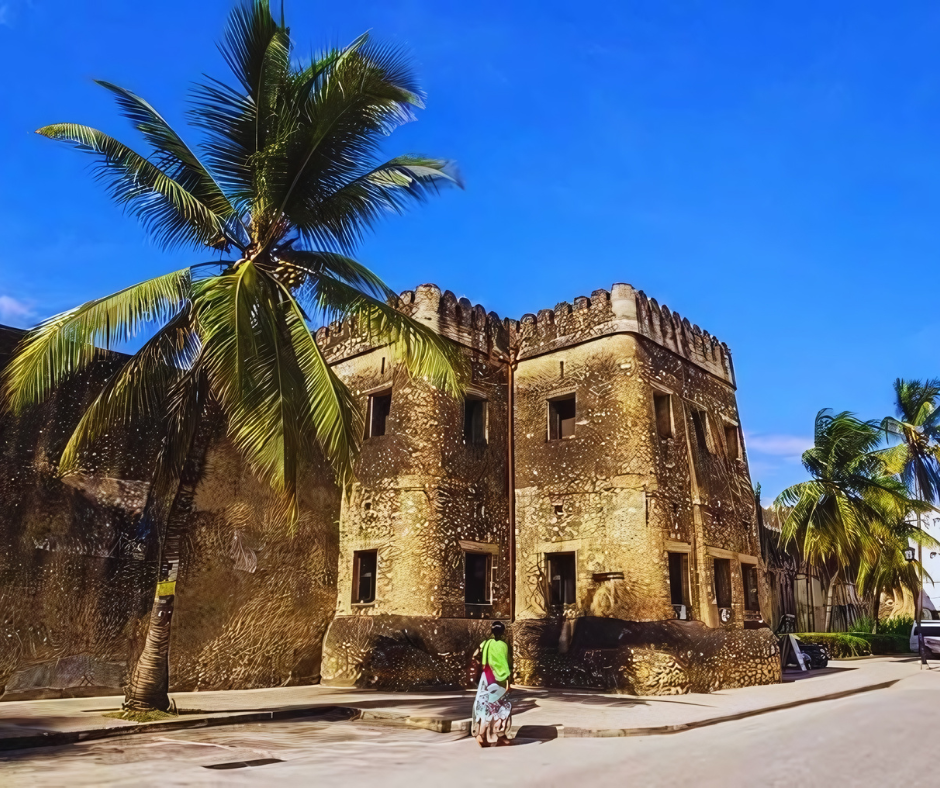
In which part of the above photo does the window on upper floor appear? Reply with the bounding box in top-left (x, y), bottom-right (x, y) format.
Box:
top-left (548, 394), bottom-right (576, 440)
top-left (366, 390), bottom-right (392, 438)
top-left (690, 407), bottom-right (711, 455)
top-left (464, 397), bottom-right (487, 445)
top-left (654, 392), bottom-right (673, 438)
top-left (724, 424), bottom-right (740, 461)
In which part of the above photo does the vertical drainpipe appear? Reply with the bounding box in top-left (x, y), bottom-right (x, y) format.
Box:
top-left (507, 348), bottom-right (518, 623)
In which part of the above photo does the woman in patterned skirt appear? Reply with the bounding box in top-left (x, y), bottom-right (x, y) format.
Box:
top-left (471, 620), bottom-right (513, 746)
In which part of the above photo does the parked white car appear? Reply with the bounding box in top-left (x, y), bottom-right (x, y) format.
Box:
top-left (910, 621), bottom-right (940, 656)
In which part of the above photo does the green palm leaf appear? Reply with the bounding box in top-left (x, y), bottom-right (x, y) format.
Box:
top-left (2, 269), bottom-right (191, 414)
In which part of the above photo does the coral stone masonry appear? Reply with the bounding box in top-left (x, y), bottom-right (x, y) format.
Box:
top-left (0, 282), bottom-right (780, 701)
top-left (320, 283), bottom-right (778, 693)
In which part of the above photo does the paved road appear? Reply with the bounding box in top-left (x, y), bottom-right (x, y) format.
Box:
top-left (4, 669), bottom-right (938, 787)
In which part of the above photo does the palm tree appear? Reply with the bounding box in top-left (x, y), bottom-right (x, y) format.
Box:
top-left (775, 410), bottom-right (923, 630)
top-left (1, 0), bottom-right (464, 711)
top-left (881, 379), bottom-right (940, 654)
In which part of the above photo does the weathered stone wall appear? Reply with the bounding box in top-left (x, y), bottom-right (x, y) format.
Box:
top-left (0, 326), bottom-right (341, 700)
top-left (510, 285), bottom-right (762, 632)
top-left (321, 285), bottom-right (513, 687)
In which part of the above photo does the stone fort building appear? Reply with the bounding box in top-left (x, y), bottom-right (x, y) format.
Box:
top-left (0, 281), bottom-right (778, 701)
top-left (318, 282), bottom-right (778, 693)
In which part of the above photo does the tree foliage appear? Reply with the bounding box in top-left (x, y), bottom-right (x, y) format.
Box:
top-left (2, 0), bottom-right (465, 520)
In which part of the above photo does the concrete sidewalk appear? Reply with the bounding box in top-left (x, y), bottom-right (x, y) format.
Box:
top-left (0, 656), bottom-right (932, 750)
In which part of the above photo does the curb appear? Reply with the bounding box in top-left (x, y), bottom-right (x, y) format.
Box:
top-left (528, 679), bottom-right (900, 739)
top-left (0, 705), bottom-right (359, 752)
top-left (0, 678), bottom-right (900, 751)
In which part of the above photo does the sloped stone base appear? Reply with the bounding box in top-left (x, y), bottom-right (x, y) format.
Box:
top-left (514, 618), bottom-right (780, 695)
top-left (322, 615), bottom-right (780, 694)
top-left (321, 615), bottom-right (501, 690)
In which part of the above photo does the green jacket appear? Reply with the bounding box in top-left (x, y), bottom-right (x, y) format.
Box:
top-left (481, 638), bottom-right (511, 682)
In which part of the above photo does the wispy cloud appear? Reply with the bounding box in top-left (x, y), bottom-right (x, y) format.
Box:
top-left (0, 5), bottom-right (11, 27)
top-left (745, 433), bottom-right (812, 458)
top-left (0, 295), bottom-right (35, 325)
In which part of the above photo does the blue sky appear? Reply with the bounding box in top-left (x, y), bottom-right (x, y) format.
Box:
top-left (1, 0), bottom-right (938, 499)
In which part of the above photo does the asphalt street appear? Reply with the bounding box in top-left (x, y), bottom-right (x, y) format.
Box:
top-left (3, 669), bottom-right (938, 787)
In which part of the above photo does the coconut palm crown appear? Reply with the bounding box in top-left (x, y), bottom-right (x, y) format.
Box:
top-left (1, 0), bottom-right (464, 522)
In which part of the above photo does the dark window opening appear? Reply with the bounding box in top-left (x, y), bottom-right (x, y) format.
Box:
top-left (381, 357), bottom-right (386, 374)
top-left (668, 552), bottom-right (690, 607)
top-left (548, 552), bottom-right (576, 606)
top-left (724, 425), bottom-right (740, 460)
top-left (363, 501), bottom-right (371, 511)
top-left (743, 565), bottom-right (760, 611)
top-left (559, 360), bottom-right (565, 378)
top-left (554, 504), bottom-right (564, 516)
top-left (713, 558), bottom-right (732, 609)
top-left (464, 397), bottom-right (487, 445)
top-left (690, 408), bottom-right (710, 455)
top-left (548, 395), bottom-right (576, 440)
top-left (465, 552), bottom-right (491, 604)
top-left (352, 550), bottom-right (377, 604)
top-left (367, 391), bottom-right (392, 438)
top-left (654, 393), bottom-right (673, 438)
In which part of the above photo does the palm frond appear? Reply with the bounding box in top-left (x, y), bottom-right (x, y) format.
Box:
top-left (314, 274), bottom-right (466, 396)
top-left (94, 80), bottom-right (240, 243)
top-left (2, 269), bottom-right (191, 414)
top-left (36, 125), bottom-right (226, 250)
top-left (58, 304), bottom-right (199, 474)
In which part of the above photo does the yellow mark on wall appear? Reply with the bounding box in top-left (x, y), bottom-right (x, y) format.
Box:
top-left (155, 581), bottom-right (176, 598)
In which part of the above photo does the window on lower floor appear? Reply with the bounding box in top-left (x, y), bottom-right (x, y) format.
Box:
top-left (464, 552), bottom-right (492, 604)
top-left (713, 558), bottom-right (732, 609)
top-left (668, 552), bottom-right (690, 607)
top-left (548, 395), bottom-right (576, 440)
top-left (352, 550), bottom-right (377, 604)
top-left (743, 564), bottom-right (760, 611)
top-left (367, 391), bottom-right (392, 438)
top-left (464, 397), bottom-right (487, 445)
top-left (548, 552), bottom-right (576, 606)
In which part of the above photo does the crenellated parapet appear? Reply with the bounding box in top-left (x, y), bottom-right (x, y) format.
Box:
top-left (316, 283), bottom-right (511, 364)
top-left (315, 282), bottom-right (735, 384)
top-left (503, 283), bottom-right (735, 385)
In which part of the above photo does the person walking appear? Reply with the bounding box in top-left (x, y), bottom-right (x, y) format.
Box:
top-left (471, 621), bottom-right (513, 746)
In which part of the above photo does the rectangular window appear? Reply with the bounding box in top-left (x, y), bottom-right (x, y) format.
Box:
top-left (743, 565), bottom-right (760, 612)
top-left (668, 552), bottom-right (690, 607)
top-left (464, 397), bottom-right (487, 445)
top-left (654, 393), bottom-right (673, 438)
top-left (352, 550), bottom-right (377, 604)
top-left (724, 424), bottom-right (740, 460)
top-left (690, 407), bottom-right (710, 455)
top-left (713, 558), bottom-right (732, 609)
top-left (367, 391), bottom-right (392, 438)
top-left (548, 552), bottom-right (576, 606)
top-left (548, 394), bottom-right (576, 440)
top-left (464, 552), bottom-right (491, 604)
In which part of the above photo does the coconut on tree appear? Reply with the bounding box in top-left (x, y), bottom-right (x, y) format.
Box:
top-left (1, 0), bottom-right (464, 711)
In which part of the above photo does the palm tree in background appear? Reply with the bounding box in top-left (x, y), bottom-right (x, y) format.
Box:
top-left (775, 410), bottom-right (928, 630)
top-left (881, 379), bottom-right (940, 652)
top-left (1, 0), bottom-right (464, 711)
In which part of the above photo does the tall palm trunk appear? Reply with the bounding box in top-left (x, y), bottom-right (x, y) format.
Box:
top-left (123, 418), bottom-right (211, 712)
